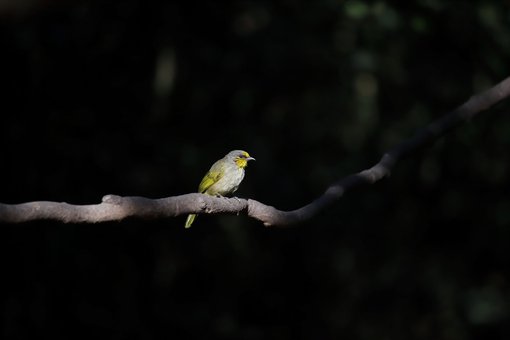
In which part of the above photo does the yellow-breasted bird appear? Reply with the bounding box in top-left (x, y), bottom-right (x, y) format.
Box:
top-left (185, 150), bottom-right (255, 228)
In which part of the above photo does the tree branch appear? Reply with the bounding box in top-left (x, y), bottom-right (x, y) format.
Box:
top-left (1, 76), bottom-right (510, 227)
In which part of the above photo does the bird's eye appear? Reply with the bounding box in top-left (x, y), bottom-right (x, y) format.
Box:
top-left (239, 154), bottom-right (246, 158)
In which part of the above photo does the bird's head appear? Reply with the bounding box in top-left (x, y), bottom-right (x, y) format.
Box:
top-left (226, 150), bottom-right (255, 169)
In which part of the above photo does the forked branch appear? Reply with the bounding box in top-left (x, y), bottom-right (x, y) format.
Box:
top-left (1, 76), bottom-right (510, 227)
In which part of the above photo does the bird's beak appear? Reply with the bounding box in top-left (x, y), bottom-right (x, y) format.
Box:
top-left (247, 157), bottom-right (256, 161)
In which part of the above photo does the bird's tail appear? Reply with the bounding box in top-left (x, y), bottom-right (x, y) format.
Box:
top-left (185, 214), bottom-right (196, 228)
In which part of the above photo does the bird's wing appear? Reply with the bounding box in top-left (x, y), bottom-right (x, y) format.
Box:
top-left (198, 162), bottom-right (223, 193)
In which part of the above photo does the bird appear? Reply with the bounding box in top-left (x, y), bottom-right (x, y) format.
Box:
top-left (185, 150), bottom-right (255, 228)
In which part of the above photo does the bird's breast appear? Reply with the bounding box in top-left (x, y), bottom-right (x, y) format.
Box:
top-left (207, 167), bottom-right (245, 196)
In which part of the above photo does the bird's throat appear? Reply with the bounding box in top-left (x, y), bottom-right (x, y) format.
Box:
top-left (235, 158), bottom-right (248, 169)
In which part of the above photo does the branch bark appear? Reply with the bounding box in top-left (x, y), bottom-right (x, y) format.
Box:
top-left (2, 76), bottom-right (510, 227)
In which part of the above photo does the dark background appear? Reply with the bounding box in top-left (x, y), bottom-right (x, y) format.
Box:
top-left (1, 0), bottom-right (510, 339)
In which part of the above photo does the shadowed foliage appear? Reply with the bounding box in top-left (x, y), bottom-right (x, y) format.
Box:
top-left (1, 1), bottom-right (510, 339)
